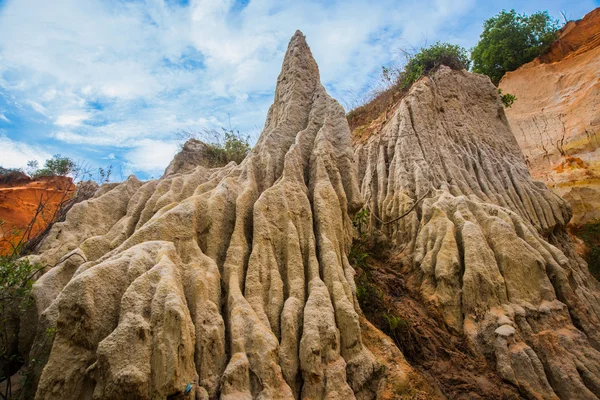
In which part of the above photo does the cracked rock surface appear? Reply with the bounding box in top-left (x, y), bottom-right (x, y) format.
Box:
top-left (499, 7), bottom-right (600, 225)
top-left (355, 66), bottom-right (600, 399)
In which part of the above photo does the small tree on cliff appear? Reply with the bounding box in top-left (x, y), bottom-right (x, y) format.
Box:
top-left (27, 155), bottom-right (75, 178)
top-left (471, 10), bottom-right (561, 84)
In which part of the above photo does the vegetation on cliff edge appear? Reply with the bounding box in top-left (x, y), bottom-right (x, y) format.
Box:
top-left (471, 9), bottom-right (561, 84)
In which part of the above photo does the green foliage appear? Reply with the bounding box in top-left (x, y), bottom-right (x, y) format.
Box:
top-left (29, 154), bottom-right (75, 178)
top-left (177, 127), bottom-right (251, 168)
top-left (349, 238), bottom-right (420, 361)
top-left (0, 256), bottom-right (36, 308)
top-left (382, 313), bottom-right (411, 339)
top-left (0, 255), bottom-right (38, 391)
top-left (354, 267), bottom-right (384, 313)
top-left (221, 128), bottom-right (251, 165)
top-left (498, 89), bottom-right (517, 108)
top-left (352, 208), bottom-right (370, 237)
top-left (400, 42), bottom-right (471, 89)
top-left (575, 219), bottom-right (600, 280)
top-left (471, 10), bottom-right (561, 84)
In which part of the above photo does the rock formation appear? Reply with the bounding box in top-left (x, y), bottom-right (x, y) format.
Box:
top-left (0, 173), bottom-right (74, 255)
top-left (163, 139), bottom-right (220, 177)
top-left (355, 66), bottom-right (600, 399)
top-left (10, 28), bottom-right (600, 400)
top-left (13, 32), bottom-right (428, 400)
top-left (499, 7), bottom-right (600, 225)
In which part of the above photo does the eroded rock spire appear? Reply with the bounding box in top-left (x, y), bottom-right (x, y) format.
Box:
top-left (19, 31), bottom-right (385, 400)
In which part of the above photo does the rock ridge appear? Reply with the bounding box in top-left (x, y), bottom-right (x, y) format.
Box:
top-left (355, 66), bottom-right (600, 399)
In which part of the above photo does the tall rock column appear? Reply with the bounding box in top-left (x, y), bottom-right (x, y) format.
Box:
top-left (22, 32), bottom-right (381, 400)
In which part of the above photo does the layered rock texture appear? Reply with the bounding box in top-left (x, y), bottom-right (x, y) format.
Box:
top-left (355, 66), bottom-right (600, 399)
top-left (0, 173), bottom-right (74, 255)
top-left (11, 29), bottom-right (600, 400)
top-left (13, 32), bottom-right (429, 400)
top-left (499, 7), bottom-right (600, 225)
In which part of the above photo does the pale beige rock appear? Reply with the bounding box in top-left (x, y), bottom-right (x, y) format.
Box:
top-left (355, 66), bottom-right (600, 399)
top-left (163, 139), bottom-right (222, 177)
top-left (20, 31), bottom-right (399, 400)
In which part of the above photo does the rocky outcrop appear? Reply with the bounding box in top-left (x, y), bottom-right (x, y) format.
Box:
top-left (499, 7), bottom-right (600, 225)
top-left (163, 139), bottom-right (218, 177)
top-left (0, 174), bottom-right (75, 255)
top-left (355, 66), bottom-right (600, 399)
top-left (14, 32), bottom-right (427, 400)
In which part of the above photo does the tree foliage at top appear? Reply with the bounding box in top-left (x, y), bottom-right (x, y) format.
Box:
top-left (27, 155), bottom-right (75, 178)
top-left (471, 10), bottom-right (561, 84)
top-left (400, 42), bottom-right (471, 88)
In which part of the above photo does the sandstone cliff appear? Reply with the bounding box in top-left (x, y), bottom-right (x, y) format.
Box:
top-left (0, 173), bottom-right (75, 255)
top-left (12, 32), bottom-right (432, 400)
top-left (355, 66), bottom-right (600, 399)
top-left (8, 30), bottom-right (600, 400)
top-left (499, 8), bottom-right (600, 225)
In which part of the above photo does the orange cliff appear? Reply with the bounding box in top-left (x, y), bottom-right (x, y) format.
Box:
top-left (0, 172), bottom-right (75, 255)
top-left (499, 7), bottom-right (600, 225)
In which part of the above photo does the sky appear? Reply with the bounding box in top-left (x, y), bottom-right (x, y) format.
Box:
top-left (0, 0), bottom-right (598, 180)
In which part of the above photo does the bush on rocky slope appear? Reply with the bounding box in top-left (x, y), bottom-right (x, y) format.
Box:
top-left (175, 127), bottom-right (251, 167)
top-left (400, 42), bottom-right (470, 88)
top-left (347, 42), bottom-right (469, 133)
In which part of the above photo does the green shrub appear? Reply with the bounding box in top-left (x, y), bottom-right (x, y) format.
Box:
top-left (352, 208), bottom-right (370, 238)
top-left (0, 255), bottom-right (38, 392)
top-left (400, 42), bottom-right (471, 89)
top-left (471, 10), bottom-right (561, 84)
top-left (28, 155), bottom-right (75, 178)
top-left (177, 127), bottom-right (251, 167)
top-left (498, 89), bottom-right (517, 108)
top-left (221, 128), bottom-right (251, 165)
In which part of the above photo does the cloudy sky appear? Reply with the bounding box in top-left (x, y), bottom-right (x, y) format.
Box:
top-left (0, 0), bottom-right (597, 179)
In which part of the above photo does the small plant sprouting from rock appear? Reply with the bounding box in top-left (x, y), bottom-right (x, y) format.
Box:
top-left (352, 208), bottom-right (370, 238)
top-left (498, 89), bottom-right (517, 108)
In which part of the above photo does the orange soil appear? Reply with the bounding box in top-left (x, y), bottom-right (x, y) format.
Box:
top-left (0, 175), bottom-right (74, 256)
top-left (499, 7), bottom-right (600, 225)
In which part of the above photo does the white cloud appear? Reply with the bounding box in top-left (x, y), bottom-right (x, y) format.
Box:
top-left (0, 134), bottom-right (51, 169)
top-left (55, 113), bottom-right (88, 127)
top-left (125, 139), bottom-right (178, 174)
top-left (1, 0), bottom-right (593, 176)
top-left (0, 114), bottom-right (9, 123)
top-left (26, 101), bottom-right (47, 116)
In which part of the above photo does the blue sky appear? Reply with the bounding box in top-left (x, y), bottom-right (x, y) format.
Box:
top-left (0, 0), bottom-right (598, 180)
